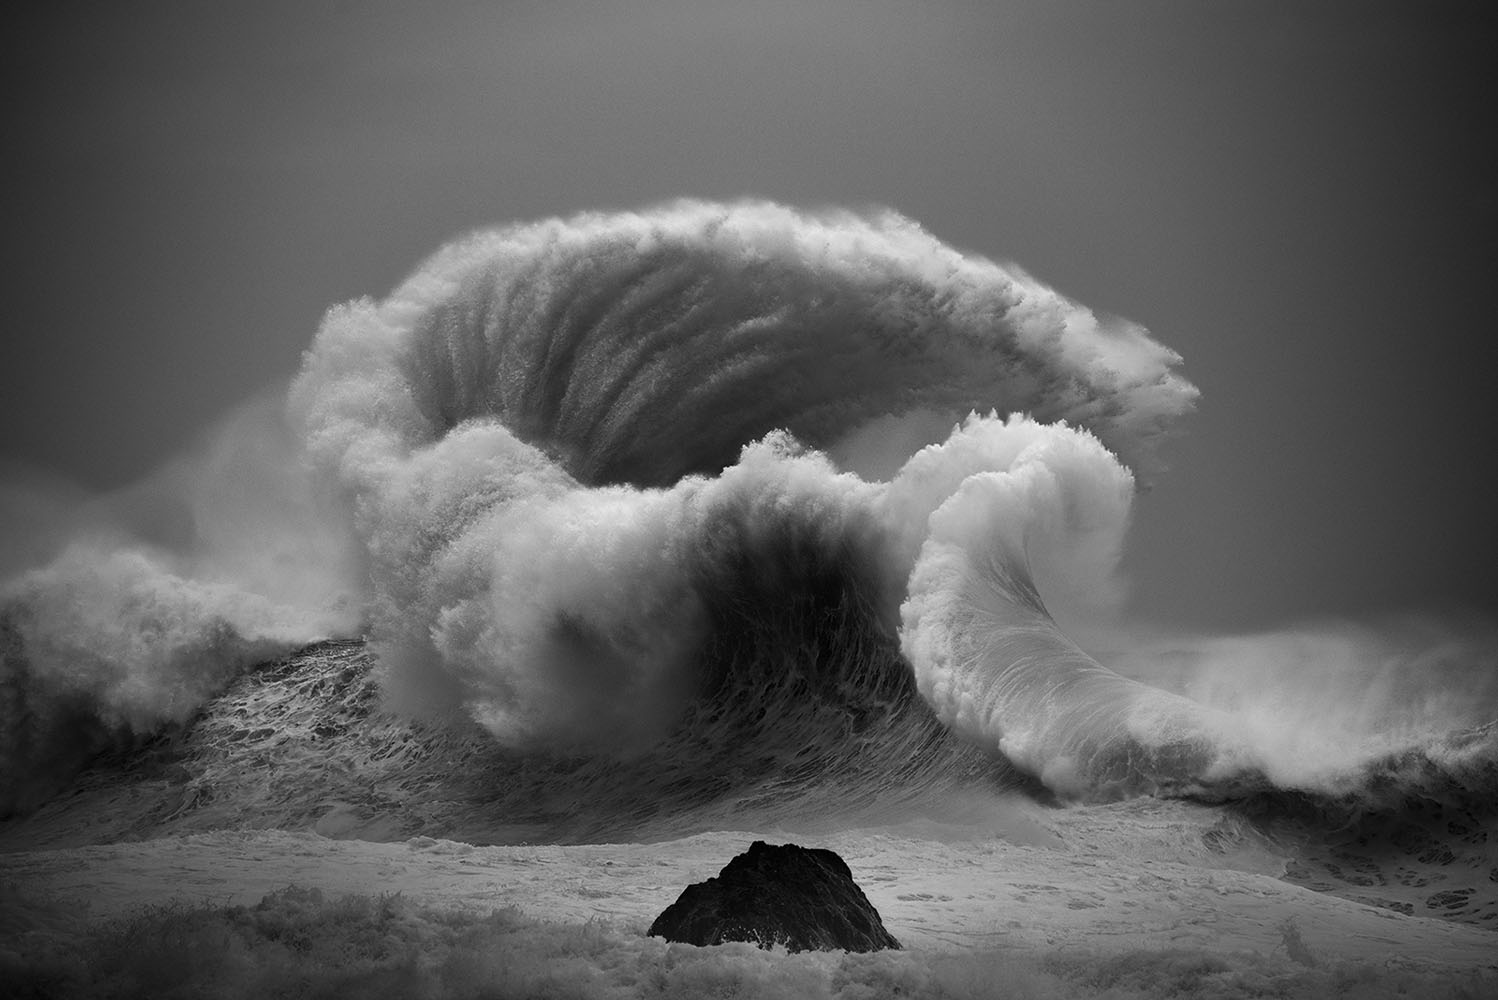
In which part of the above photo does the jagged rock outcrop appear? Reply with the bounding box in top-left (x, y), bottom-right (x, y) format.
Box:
top-left (647, 840), bottom-right (900, 952)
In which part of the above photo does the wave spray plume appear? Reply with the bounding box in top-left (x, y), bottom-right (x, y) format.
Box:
top-left (8, 199), bottom-right (1493, 835)
top-left (285, 199), bottom-right (1209, 798)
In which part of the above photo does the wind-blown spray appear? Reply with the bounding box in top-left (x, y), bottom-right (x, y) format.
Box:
top-left (4, 199), bottom-right (1494, 836)
top-left (284, 200), bottom-right (1198, 764)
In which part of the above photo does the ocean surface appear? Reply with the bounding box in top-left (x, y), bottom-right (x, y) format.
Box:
top-left (2, 202), bottom-right (1495, 995)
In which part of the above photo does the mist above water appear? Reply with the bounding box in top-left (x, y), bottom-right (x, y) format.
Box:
top-left (2, 200), bottom-right (1492, 821)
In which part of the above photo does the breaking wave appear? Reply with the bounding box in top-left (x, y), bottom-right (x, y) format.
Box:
top-left (3, 199), bottom-right (1495, 828)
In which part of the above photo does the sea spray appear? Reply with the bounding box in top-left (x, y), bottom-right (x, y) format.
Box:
top-left (4, 198), bottom-right (1494, 827)
top-left (0, 396), bottom-right (362, 814)
top-left (285, 201), bottom-right (1197, 775)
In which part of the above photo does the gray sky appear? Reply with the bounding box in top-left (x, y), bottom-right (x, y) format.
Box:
top-left (3, 0), bottom-right (1494, 630)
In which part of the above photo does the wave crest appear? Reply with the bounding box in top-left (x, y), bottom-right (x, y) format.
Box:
top-left (285, 200), bottom-right (1199, 770)
top-left (9, 198), bottom-right (1490, 823)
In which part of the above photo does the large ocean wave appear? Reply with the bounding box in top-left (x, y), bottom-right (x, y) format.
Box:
top-left (2, 199), bottom-right (1494, 826)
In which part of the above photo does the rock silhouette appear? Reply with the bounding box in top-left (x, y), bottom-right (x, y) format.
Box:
top-left (648, 840), bottom-right (900, 952)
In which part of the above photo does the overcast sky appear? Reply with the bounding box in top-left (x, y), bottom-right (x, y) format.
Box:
top-left (3, 0), bottom-right (1493, 630)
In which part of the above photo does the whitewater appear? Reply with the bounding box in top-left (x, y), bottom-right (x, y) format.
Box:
top-left (2, 201), bottom-right (1495, 997)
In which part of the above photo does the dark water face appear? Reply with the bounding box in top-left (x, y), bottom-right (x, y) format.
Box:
top-left (6, 633), bottom-right (1495, 935)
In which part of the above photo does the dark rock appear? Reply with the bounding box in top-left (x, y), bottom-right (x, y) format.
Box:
top-left (647, 840), bottom-right (900, 952)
